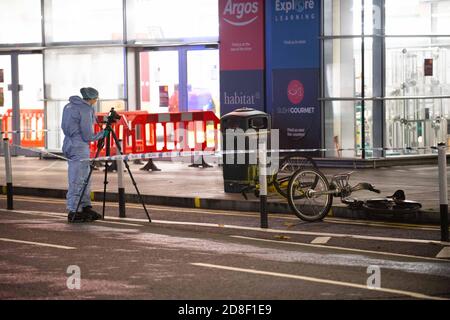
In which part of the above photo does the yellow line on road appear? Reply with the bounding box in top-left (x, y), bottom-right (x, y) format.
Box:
top-left (191, 263), bottom-right (449, 300)
top-left (194, 197), bottom-right (201, 208)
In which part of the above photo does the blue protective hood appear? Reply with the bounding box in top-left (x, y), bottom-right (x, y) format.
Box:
top-left (68, 95), bottom-right (88, 106)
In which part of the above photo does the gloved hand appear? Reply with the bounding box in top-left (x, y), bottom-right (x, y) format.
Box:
top-left (97, 137), bottom-right (105, 149)
top-left (102, 129), bottom-right (110, 138)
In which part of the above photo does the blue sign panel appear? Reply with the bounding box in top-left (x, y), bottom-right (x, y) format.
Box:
top-left (271, 68), bottom-right (320, 150)
top-left (220, 70), bottom-right (265, 116)
top-left (267, 0), bottom-right (320, 69)
top-left (266, 0), bottom-right (321, 149)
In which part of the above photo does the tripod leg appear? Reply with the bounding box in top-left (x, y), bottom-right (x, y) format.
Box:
top-left (109, 129), bottom-right (151, 222)
top-left (102, 160), bottom-right (109, 220)
top-left (102, 134), bottom-right (111, 220)
top-left (123, 159), bottom-right (151, 222)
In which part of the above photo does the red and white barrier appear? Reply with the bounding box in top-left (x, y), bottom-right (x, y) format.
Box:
top-left (91, 110), bottom-right (220, 158)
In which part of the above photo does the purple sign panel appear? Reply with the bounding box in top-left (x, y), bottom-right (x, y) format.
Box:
top-left (220, 70), bottom-right (264, 116)
top-left (271, 68), bottom-right (320, 150)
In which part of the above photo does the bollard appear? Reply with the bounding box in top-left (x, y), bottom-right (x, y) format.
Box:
top-left (438, 143), bottom-right (449, 242)
top-left (258, 140), bottom-right (268, 229)
top-left (117, 140), bottom-right (126, 218)
top-left (3, 138), bottom-right (13, 210)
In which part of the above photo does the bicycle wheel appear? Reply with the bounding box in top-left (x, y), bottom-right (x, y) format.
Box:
top-left (273, 153), bottom-right (318, 198)
top-left (287, 168), bottom-right (333, 222)
top-left (362, 200), bottom-right (421, 214)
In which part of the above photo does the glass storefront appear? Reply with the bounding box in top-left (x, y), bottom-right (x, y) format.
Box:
top-left (385, 38), bottom-right (450, 154)
top-left (1, 0), bottom-right (449, 158)
top-left (323, 0), bottom-right (450, 159)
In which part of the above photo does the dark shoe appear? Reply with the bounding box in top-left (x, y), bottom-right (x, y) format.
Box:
top-left (82, 206), bottom-right (102, 220)
top-left (68, 211), bottom-right (92, 223)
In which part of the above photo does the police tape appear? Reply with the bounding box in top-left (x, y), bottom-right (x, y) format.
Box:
top-left (81, 145), bottom-right (445, 163)
top-left (1, 129), bottom-right (52, 135)
top-left (2, 142), bottom-right (446, 164)
top-left (10, 144), bottom-right (69, 161)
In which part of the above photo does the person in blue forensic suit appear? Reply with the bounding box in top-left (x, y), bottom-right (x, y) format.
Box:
top-left (61, 87), bottom-right (105, 223)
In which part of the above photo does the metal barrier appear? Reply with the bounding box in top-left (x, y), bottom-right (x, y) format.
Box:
top-left (91, 112), bottom-right (134, 157)
top-left (1, 108), bottom-right (220, 156)
top-left (91, 110), bottom-right (220, 158)
top-left (1, 109), bottom-right (45, 147)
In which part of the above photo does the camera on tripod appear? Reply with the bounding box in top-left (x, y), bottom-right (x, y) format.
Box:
top-left (104, 107), bottom-right (121, 125)
top-left (73, 107), bottom-right (151, 223)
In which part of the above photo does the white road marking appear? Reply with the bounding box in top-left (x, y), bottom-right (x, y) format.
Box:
top-left (191, 263), bottom-right (448, 300)
top-left (0, 237), bottom-right (75, 250)
top-left (231, 235), bottom-right (450, 262)
top-left (324, 217), bottom-right (445, 231)
top-left (311, 236), bottom-right (331, 244)
top-left (1, 208), bottom-right (450, 246)
top-left (2, 195), bottom-right (447, 231)
top-left (436, 247), bottom-right (450, 259)
top-left (409, 166), bottom-right (439, 171)
top-left (0, 209), bottom-right (145, 227)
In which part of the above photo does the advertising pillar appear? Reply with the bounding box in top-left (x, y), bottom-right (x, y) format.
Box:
top-left (219, 0), bottom-right (265, 115)
top-left (266, 0), bottom-right (321, 151)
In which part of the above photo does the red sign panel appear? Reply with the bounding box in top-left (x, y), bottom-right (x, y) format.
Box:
top-left (219, 0), bottom-right (264, 71)
top-left (424, 59), bottom-right (433, 77)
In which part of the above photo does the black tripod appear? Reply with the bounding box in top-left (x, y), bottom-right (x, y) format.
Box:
top-left (71, 109), bottom-right (151, 222)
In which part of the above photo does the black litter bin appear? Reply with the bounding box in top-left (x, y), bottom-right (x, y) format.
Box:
top-left (220, 107), bottom-right (271, 193)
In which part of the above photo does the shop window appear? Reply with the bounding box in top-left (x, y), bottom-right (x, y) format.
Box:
top-left (126, 0), bottom-right (218, 44)
top-left (44, 0), bottom-right (123, 43)
top-left (0, 0), bottom-right (42, 44)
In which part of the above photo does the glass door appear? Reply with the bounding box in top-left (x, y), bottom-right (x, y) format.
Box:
top-left (0, 55), bottom-right (12, 143)
top-left (187, 48), bottom-right (219, 115)
top-left (138, 46), bottom-right (219, 151)
top-left (138, 46), bottom-right (219, 116)
top-left (18, 54), bottom-right (45, 150)
top-left (139, 50), bottom-right (179, 114)
top-left (0, 52), bottom-right (44, 155)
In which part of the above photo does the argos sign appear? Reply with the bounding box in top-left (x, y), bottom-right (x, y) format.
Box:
top-left (223, 0), bottom-right (259, 26)
top-left (219, 0), bottom-right (264, 71)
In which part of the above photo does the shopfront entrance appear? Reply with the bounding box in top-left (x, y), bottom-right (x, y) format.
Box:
top-left (0, 51), bottom-right (44, 155)
top-left (138, 46), bottom-right (220, 117)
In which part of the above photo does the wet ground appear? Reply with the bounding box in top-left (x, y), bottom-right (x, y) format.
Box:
top-left (0, 195), bottom-right (449, 300)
